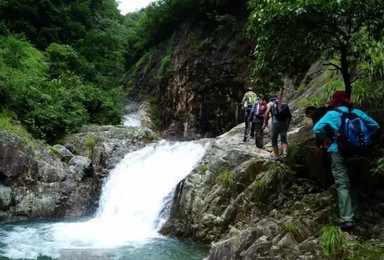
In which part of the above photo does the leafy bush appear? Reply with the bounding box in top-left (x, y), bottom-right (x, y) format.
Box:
top-left (347, 240), bottom-right (384, 260)
top-left (0, 34), bottom-right (123, 143)
top-left (85, 134), bottom-right (97, 158)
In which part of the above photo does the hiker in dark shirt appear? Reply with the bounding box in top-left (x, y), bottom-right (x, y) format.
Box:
top-left (305, 106), bottom-right (330, 150)
top-left (305, 106), bottom-right (334, 189)
top-left (249, 97), bottom-right (267, 148)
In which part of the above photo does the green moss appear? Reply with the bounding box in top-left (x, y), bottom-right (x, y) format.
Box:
top-left (197, 163), bottom-right (208, 174)
top-left (50, 146), bottom-right (60, 155)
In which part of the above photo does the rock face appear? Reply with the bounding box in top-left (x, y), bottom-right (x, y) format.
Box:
top-left (0, 122), bottom-right (157, 222)
top-left (161, 120), bottom-right (384, 259)
top-left (130, 18), bottom-right (255, 140)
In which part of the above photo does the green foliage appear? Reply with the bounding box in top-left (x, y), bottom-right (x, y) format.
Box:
top-left (0, 34), bottom-right (123, 143)
top-left (370, 149), bottom-right (384, 176)
top-left (49, 146), bottom-right (60, 156)
top-left (45, 43), bottom-right (93, 81)
top-left (247, 0), bottom-right (384, 94)
top-left (311, 76), bottom-right (384, 110)
top-left (217, 168), bottom-right (234, 188)
top-left (85, 135), bottom-right (97, 149)
top-left (347, 240), bottom-right (384, 260)
top-left (284, 220), bottom-right (308, 242)
top-left (319, 225), bottom-right (346, 257)
top-left (85, 134), bottom-right (97, 158)
top-left (123, 0), bottom-right (247, 68)
top-left (157, 54), bottom-right (171, 80)
top-left (0, 0), bottom-right (127, 134)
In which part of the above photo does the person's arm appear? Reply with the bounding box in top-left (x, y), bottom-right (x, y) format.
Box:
top-left (241, 93), bottom-right (247, 109)
top-left (313, 112), bottom-right (333, 139)
top-left (354, 109), bottom-right (380, 135)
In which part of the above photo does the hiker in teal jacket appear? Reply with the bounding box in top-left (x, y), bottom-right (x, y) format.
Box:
top-left (313, 90), bottom-right (380, 231)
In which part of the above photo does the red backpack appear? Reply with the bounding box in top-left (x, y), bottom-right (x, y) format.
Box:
top-left (256, 101), bottom-right (267, 118)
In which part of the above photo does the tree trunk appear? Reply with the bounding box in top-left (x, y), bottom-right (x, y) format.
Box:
top-left (340, 44), bottom-right (352, 98)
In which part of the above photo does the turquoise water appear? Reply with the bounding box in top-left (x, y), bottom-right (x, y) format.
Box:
top-left (0, 220), bottom-right (209, 260)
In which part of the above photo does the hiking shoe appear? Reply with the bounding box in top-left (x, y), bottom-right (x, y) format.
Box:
top-left (243, 137), bottom-right (247, 142)
top-left (282, 152), bottom-right (288, 158)
top-left (340, 221), bottom-right (354, 232)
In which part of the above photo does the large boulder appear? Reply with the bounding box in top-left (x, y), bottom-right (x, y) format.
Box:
top-left (0, 123), bottom-right (156, 222)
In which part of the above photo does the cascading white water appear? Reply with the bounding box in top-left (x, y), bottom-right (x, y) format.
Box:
top-left (0, 140), bottom-right (206, 259)
top-left (123, 102), bottom-right (141, 127)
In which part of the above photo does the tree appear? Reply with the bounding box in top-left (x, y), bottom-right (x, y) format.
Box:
top-left (248, 0), bottom-right (384, 97)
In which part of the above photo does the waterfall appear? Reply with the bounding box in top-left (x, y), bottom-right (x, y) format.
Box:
top-left (123, 102), bottom-right (141, 127)
top-left (0, 140), bottom-right (206, 259)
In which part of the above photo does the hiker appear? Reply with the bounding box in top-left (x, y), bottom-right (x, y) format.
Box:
top-left (305, 106), bottom-right (334, 188)
top-left (248, 96), bottom-right (267, 148)
top-left (313, 90), bottom-right (380, 231)
top-left (242, 87), bottom-right (258, 142)
top-left (262, 93), bottom-right (292, 158)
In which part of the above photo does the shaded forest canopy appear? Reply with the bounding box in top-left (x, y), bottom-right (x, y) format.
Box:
top-left (0, 0), bottom-right (383, 142)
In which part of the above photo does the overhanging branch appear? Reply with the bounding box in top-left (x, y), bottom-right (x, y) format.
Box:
top-left (323, 62), bottom-right (341, 70)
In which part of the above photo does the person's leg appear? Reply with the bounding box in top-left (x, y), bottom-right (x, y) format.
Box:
top-left (271, 123), bottom-right (279, 157)
top-left (280, 122), bottom-right (288, 156)
top-left (254, 119), bottom-right (263, 148)
top-left (244, 110), bottom-right (250, 141)
top-left (250, 120), bottom-right (255, 138)
top-left (330, 152), bottom-right (354, 226)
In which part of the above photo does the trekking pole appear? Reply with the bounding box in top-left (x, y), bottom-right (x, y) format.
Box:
top-left (278, 88), bottom-right (284, 110)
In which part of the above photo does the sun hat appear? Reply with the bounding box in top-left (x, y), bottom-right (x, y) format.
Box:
top-left (326, 90), bottom-right (352, 108)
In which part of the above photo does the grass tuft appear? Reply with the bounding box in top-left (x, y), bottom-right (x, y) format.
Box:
top-left (319, 225), bottom-right (346, 257)
top-left (217, 168), bottom-right (234, 188)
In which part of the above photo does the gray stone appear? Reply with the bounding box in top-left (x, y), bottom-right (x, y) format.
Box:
top-left (0, 184), bottom-right (12, 209)
top-left (277, 233), bottom-right (298, 248)
top-left (69, 156), bottom-right (93, 180)
top-left (53, 144), bottom-right (74, 162)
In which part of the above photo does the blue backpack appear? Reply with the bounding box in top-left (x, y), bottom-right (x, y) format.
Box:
top-left (336, 108), bottom-right (371, 155)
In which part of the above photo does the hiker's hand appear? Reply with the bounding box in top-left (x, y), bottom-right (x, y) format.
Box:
top-left (315, 146), bottom-right (322, 153)
top-left (324, 139), bottom-right (331, 149)
top-left (262, 123), bottom-right (266, 130)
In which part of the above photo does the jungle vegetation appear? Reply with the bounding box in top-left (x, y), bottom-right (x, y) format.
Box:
top-left (0, 0), bottom-right (383, 142)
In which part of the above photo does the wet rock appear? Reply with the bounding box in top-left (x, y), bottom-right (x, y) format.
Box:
top-left (69, 156), bottom-right (93, 180)
top-left (53, 144), bottom-right (74, 163)
top-left (0, 184), bottom-right (12, 209)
